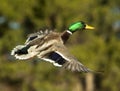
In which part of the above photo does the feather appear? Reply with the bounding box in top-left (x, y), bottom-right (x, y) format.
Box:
top-left (25, 30), bottom-right (53, 45)
top-left (11, 45), bottom-right (39, 60)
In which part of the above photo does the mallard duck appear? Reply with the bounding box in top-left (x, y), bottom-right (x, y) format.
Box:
top-left (11, 21), bottom-right (94, 72)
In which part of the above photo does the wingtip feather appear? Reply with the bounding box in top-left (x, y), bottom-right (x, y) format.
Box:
top-left (63, 61), bottom-right (91, 72)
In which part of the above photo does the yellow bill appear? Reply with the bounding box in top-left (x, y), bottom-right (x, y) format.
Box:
top-left (85, 24), bottom-right (95, 30)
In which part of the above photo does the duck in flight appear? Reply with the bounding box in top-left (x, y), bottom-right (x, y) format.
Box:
top-left (11, 21), bottom-right (94, 72)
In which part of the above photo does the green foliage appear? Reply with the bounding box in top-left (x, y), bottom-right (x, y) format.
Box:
top-left (0, 0), bottom-right (120, 91)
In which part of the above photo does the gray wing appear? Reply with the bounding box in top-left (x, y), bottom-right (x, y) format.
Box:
top-left (41, 43), bottom-right (91, 72)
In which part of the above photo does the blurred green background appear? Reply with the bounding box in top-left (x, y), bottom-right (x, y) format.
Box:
top-left (0, 0), bottom-right (120, 91)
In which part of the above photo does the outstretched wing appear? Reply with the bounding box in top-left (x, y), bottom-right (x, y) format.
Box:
top-left (41, 43), bottom-right (91, 72)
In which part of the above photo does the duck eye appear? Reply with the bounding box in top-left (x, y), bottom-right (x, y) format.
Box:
top-left (80, 21), bottom-right (86, 29)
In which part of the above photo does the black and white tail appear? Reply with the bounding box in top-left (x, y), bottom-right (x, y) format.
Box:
top-left (11, 45), bottom-right (39, 60)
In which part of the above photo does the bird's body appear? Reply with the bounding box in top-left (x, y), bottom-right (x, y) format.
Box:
top-left (11, 21), bottom-right (94, 72)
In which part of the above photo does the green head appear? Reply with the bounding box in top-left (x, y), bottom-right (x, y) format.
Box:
top-left (68, 21), bottom-right (94, 33)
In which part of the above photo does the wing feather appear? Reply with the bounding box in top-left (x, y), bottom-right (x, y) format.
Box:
top-left (41, 42), bottom-right (91, 72)
top-left (25, 30), bottom-right (52, 45)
